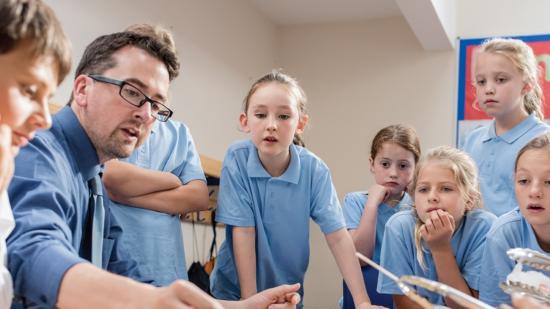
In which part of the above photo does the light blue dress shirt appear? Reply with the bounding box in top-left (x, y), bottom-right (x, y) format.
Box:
top-left (7, 107), bottom-right (140, 308)
top-left (210, 140), bottom-right (346, 306)
top-left (462, 114), bottom-right (549, 216)
top-left (110, 119), bottom-right (206, 287)
top-left (377, 209), bottom-right (496, 305)
top-left (343, 191), bottom-right (412, 263)
top-left (479, 208), bottom-right (550, 306)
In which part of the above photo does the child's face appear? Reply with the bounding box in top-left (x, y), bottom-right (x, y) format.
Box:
top-left (473, 52), bottom-right (530, 120)
top-left (414, 162), bottom-right (469, 224)
top-left (370, 142), bottom-right (415, 199)
top-left (0, 40), bottom-right (57, 155)
top-left (240, 83), bottom-right (307, 160)
top-left (515, 148), bottom-right (550, 229)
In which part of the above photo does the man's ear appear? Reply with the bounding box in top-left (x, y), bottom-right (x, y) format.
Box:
top-left (72, 75), bottom-right (91, 107)
top-left (239, 112), bottom-right (250, 133)
top-left (295, 114), bottom-right (309, 134)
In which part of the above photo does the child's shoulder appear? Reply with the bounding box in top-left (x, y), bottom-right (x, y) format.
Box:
top-left (386, 209), bottom-right (416, 227)
top-left (486, 208), bottom-right (524, 237)
top-left (466, 208), bottom-right (497, 224)
top-left (343, 191), bottom-right (368, 205)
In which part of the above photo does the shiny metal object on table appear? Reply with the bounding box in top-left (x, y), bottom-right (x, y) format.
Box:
top-left (500, 248), bottom-right (550, 304)
top-left (355, 252), bottom-right (495, 309)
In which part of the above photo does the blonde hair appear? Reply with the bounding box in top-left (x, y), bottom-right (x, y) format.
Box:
top-left (370, 124), bottom-right (421, 163)
top-left (410, 146), bottom-right (482, 269)
top-left (243, 70), bottom-right (308, 147)
top-left (475, 37), bottom-right (544, 120)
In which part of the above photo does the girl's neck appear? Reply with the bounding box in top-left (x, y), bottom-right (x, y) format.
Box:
top-left (494, 108), bottom-right (529, 136)
top-left (532, 224), bottom-right (550, 253)
top-left (258, 149), bottom-right (291, 177)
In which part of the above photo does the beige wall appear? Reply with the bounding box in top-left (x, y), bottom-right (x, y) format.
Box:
top-left (278, 17), bottom-right (455, 308)
top-left (44, 1), bottom-right (550, 308)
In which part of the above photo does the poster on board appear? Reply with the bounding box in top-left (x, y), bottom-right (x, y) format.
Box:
top-left (456, 34), bottom-right (550, 147)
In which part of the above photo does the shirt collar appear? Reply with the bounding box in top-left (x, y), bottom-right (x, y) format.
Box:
top-left (246, 143), bottom-right (301, 184)
top-left (55, 106), bottom-right (101, 182)
top-left (482, 114), bottom-right (542, 144)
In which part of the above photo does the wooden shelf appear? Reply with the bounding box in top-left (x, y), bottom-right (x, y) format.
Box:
top-left (182, 154), bottom-right (222, 225)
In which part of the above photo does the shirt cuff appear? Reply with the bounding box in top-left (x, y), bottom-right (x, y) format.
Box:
top-left (26, 244), bottom-right (86, 307)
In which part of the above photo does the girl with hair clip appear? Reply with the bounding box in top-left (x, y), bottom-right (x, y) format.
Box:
top-left (463, 37), bottom-right (549, 216)
top-left (210, 70), bottom-right (382, 308)
top-left (377, 146), bottom-right (496, 308)
top-left (479, 133), bottom-right (550, 306)
top-left (342, 124), bottom-right (421, 308)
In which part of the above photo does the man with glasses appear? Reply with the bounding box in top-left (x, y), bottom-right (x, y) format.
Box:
top-left (100, 24), bottom-right (211, 288)
top-left (8, 27), bottom-right (299, 308)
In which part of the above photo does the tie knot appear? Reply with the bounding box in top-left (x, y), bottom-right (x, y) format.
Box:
top-left (89, 175), bottom-right (103, 196)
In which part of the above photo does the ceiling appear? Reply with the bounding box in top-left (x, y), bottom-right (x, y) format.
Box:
top-left (248, 0), bottom-right (402, 26)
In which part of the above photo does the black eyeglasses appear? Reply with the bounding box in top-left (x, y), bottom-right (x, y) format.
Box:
top-left (88, 74), bottom-right (173, 122)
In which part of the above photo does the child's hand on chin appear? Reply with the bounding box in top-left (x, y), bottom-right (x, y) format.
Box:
top-left (420, 209), bottom-right (455, 252)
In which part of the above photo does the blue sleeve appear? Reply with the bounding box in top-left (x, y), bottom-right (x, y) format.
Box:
top-left (7, 146), bottom-right (86, 307)
top-left (461, 214), bottom-right (495, 291)
top-left (170, 124), bottom-right (206, 184)
top-left (377, 215), bottom-right (414, 296)
top-left (479, 231), bottom-right (514, 306)
top-left (310, 162), bottom-right (345, 234)
top-left (342, 193), bottom-right (364, 230)
top-left (215, 152), bottom-right (255, 227)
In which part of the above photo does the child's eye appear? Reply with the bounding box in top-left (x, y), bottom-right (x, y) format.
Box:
top-left (255, 113), bottom-right (266, 119)
top-left (399, 162), bottom-right (410, 170)
top-left (380, 161), bottom-right (391, 168)
top-left (20, 83), bottom-right (38, 98)
top-left (441, 187), bottom-right (454, 192)
top-left (496, 77), bottom-right (507, 83)
top-left (279, 114), bottom-right (290, 120)
top-left (416, 187), bottom-right (427, 193)
top-left (475, 79), bottom-right (486, 86)
top-left (517, 179), bottom-right (529, 185)
top-left (543, 180), bottom-right (550, 185)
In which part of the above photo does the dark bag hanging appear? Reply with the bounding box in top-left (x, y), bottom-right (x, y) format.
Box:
top-left (187, 217), bottom-right (210, 294)
top-left (203, 210), bottom-right (217, 275)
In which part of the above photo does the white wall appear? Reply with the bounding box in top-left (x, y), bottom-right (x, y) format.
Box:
top-left (457, 0), bottom-right (550, 39)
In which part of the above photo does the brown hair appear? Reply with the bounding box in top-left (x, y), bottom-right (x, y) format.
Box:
top-left (410, 146), bottom-right (482, 269)
top-left (475, 38), bottom-right (544, 120)
top-left (0, 0), bottom-right (71, 84)
top-left (515, 133), bottom-right (550, 171)
top-left (243, 70), bottom-right (308, 147)
top-left (74, 28), bottom-right (180, 82)
top-left (370, 124), bottom-right (421, 163)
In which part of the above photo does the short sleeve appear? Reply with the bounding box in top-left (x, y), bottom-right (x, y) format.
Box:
top-left (170, 124), bottom-right (206, 184)
top-left (215, 152), bottom-right (255, 227)
top-left (377, 214), bottom-right (414, 296)
top-left (342, 193), bottom-right (365, 230)
top-left (310, 162), bottom-right (345, 234)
